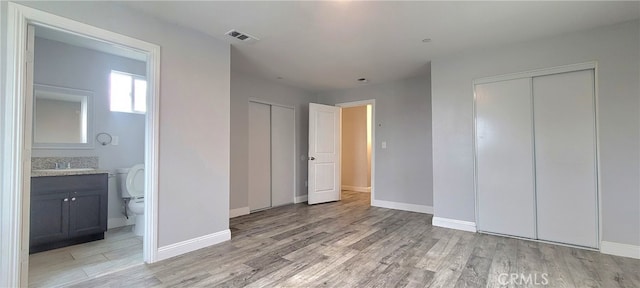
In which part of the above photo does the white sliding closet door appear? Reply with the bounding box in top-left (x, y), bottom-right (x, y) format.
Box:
top-left (249, 102), bottom-right (272, 211)
top-left (476, 79), bottom-right (536, 238)
top-left (271, 106), bottom-right (295, 207)
top-left (533, 70), bottom-right (598, 248)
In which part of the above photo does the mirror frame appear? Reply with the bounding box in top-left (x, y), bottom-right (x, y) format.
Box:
top-left (32, 84), bottom-right (94, 149)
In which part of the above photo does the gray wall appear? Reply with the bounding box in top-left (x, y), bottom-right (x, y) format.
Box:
top-left (32, 37), bottom-right (146, 228)
top-left (3, 1), bottom-right (232, 247)
top-left (317, 69), bottom-right (433, 207)
top-left (431, 20), bottom-right (640, 246)
top-left (230, 68), bottom-right (316, 210)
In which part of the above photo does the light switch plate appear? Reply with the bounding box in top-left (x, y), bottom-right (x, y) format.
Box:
top-left (112, 136), bottom-right (119, 146)
top-left (382, 141), bottom-right (387, 149)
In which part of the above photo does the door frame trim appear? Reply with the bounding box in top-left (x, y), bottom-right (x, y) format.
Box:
top-left (336, 99), bottom-right (376, 207)
top-left (473, 62), bottom-right (598, 85)
top-left (2, 3), bottom-right (161, 286)
top-left (472, 62), bottom-right (601, 249)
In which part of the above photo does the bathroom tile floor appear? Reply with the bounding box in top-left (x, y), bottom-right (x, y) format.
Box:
top-left (28, 225), bottom-right (143, 288)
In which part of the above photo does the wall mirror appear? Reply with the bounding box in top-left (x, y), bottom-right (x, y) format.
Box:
top-left (33, 84), bottom-right (94, 149)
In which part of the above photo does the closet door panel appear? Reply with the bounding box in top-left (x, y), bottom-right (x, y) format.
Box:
top-left (249, 102), bottom-right (272, 211)
top-left (476, 78), bottom-right (536, 238)
top-left (533, 70), bottom-right (598, 248)
top-left (271, 106), bottom-right (295, 207)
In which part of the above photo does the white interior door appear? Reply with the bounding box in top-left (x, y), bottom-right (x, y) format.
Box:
top-left (533, 70), bottom-right (598, 248)
top-left (476, 78), bottom-right (536, 239)
top-left (271, 106), bottom-right (295, 207)
top-left (248, 102), bottom-right (271, 211)
top-left (308, 103), bottom-right (341, 205)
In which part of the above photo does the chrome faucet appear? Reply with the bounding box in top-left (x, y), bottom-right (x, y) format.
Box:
top-left (55, 162), bottom-right (71, 169)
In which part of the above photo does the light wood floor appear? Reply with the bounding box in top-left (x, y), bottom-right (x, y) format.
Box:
top-left (29, 225), bottom-right (143, 288)
top-left (67, 191), bottom-right (639, 287)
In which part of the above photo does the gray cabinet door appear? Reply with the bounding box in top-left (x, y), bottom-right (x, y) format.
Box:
top-left (69, 189), bottom-right (108, 237)
top-left (30, 191), bottom-right (70, 246)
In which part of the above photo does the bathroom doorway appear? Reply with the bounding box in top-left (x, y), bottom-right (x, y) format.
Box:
top-left (27, 25), bottom-right (147, 287)
top-left (2, 4), bottom-right (160, 287)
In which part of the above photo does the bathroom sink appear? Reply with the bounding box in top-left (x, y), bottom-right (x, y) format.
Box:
top-left (33, 168), bottom-right (96, 173)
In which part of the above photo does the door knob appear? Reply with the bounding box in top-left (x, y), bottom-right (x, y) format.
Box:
top-left (71, 197), bottom-right (76, 201)
top-left (63, 198), bottom-right (69, 202)
top-left (309, 156), bottom-right (315, 160)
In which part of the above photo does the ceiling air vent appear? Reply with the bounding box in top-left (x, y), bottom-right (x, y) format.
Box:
top-left (225, 30), bottom-right (259, 43)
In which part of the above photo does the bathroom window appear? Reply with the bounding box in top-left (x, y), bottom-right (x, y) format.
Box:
top-left (110, 70), bottom-right (147, 114)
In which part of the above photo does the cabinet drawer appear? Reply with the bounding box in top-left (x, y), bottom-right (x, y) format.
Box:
top-left (31, 173), bottom-right (107, 194)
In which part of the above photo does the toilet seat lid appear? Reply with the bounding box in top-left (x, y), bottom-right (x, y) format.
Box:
top-left (126, 164), bottom-right (145, 198)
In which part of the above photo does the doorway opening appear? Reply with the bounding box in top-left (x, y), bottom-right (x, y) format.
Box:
top-left (337, 100), bottom-right (375, 206)
top-left (28, 25), bottom-right (147, 287)
top-left (2, 3), bottom-right (160, 287)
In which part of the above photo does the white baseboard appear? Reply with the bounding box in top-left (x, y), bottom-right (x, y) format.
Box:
top-left (601, 241), bottom-right (640, 259)
top-left (107, 217), bottom-right (136, 229)
top-left (229, 207), bottom-right (250, 218)
top-left (295, 195), bottom-right (308, 203)
top-left (342, 185), bottom-right (371, 193)
top-left (432, 217), bottom-right (477, 233)
top-left (157, 229), bottom-right (231, 261)
top-left (371, 199), bottom-right (433, 214)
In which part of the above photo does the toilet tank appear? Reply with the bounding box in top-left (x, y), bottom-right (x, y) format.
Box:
top-left (116, 168), bottom-right (131, 198)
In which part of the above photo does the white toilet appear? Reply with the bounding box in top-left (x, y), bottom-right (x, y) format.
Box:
top-left (117, 164), bottom-right (145, 236)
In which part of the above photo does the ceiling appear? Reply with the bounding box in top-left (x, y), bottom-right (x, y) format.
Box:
top-left (125, 1), bottom-right (640, 92)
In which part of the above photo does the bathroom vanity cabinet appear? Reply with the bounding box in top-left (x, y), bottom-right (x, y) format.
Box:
top-left (30, 173), bottom-right (108, 253)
